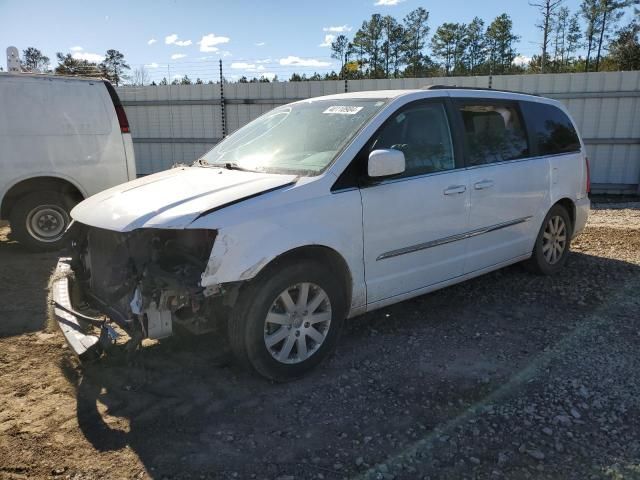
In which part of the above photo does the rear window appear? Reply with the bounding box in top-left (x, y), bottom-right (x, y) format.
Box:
top-left (521, 101), bottom-right (581, 156)
top-left (0, 77), bottom-right (112, 136)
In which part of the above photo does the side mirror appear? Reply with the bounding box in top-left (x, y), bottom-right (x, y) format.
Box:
top-left (368, 149), bottom-right (406, 178)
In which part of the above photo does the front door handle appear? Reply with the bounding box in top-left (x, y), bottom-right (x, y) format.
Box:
top-left (474, 180), bottom-right (494, 190)
top-left (443, 185), bottom-right (466, 196)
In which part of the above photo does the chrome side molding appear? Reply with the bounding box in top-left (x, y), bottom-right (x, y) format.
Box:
top-left (377, 216), bottom-right (533, 261)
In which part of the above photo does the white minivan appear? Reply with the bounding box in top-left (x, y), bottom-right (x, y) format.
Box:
top-left (0, 73), bottom-right (136, 250)
top-left (52, 87), bottom-right (590, 381)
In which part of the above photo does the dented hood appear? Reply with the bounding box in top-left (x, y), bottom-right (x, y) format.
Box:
top-left (71, 166), bottom-right (297, 232)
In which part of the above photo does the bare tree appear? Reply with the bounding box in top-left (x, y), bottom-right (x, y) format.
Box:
top-left (582, 0), bottom-right (601, 71)
top-left (530, 0), bottom-right (564, 72)
top-left (132, 66), bottom-right (150, 86)
top-left (594, 0), bottom-right (634, 71)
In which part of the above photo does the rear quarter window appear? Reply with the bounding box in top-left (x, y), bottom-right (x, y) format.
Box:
top-left (0, 78), bottom-right (112, 136)
top-left (521, 101), bottom-right (581, 156)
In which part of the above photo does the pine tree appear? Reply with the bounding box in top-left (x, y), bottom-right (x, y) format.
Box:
top-left (485, 14), bottom-right (520, 74)
top-left (21, 47), bottom-right (50, 72)
top-left (330, 35), bottom-right (350, 76)
top-left (100, 49), bottom-right (130, 86)
top-left (402, 7), bottom-right (431, 77)
top-left (465, 17), bottom-right (487, 74)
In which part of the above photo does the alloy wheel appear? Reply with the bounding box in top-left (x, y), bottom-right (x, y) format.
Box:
top-left (542, 215), bottom-right (567, 265)
top-left (263, 282), bottom-right (332, 364)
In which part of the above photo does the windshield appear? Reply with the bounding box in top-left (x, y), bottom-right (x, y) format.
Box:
top-left (199, 99), bottom-right (387, 175)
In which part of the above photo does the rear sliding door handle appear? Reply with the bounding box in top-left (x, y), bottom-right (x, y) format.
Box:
top-left (443, 185), bottom-right (467, 195)
top-left (474, 180), bottom-right (494, 190)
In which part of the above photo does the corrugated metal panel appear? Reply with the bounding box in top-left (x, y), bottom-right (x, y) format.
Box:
top-left (117, 71), bottom-right (640, 191)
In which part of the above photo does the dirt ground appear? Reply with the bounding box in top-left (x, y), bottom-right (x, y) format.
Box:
top-left (1, 201), bottom-right (639, 480)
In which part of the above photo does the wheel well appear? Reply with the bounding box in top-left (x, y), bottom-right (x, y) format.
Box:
top-left (260, 246), bottom-right (353, 310)
top-left (1, 177), bottom-right (84, 220)
top-left (555, 198), bottom-right (576, 229)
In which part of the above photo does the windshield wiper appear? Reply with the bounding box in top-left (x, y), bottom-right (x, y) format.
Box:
top-left (224, 162), bottom-right (254, 172)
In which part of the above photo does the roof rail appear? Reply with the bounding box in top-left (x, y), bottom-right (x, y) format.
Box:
top-left (421, 84), bottom-right (539, 96)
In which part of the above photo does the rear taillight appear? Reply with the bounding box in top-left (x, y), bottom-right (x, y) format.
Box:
top-left (103, 80), bottom-right (130, 134)
top-left (585, 157), bottom-right (591, 194)
top-left (115, 105), bottom-right (130, 133)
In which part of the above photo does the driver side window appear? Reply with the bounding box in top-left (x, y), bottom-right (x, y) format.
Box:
top-left (371, 102), bottom-right (455, 178)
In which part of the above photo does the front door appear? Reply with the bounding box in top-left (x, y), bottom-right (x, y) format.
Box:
top-left (360, 100), bottom-right (470, 304)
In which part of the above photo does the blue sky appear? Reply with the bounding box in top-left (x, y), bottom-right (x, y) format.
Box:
top-left (0, 0), bottom-right (611, 82)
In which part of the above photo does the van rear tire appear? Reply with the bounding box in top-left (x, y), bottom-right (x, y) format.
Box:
top-left (525, 204), bottom-right (572, 275)
top-left (9, 191), bottom-right (76, 252)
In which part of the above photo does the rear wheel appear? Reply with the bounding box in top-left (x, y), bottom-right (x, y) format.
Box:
top-left (9, 191), bottom-right (76, 252)
top-left (228, 259), bottom-right (346, 381)
top-left (525, 204), bottom-right (572, 275)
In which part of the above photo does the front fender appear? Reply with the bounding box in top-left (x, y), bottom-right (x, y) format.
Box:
top-left (195, 189), bottom-right (366, 312)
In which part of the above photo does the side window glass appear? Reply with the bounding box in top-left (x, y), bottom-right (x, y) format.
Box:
top-left (458, 103), bottom-right (529, 166)
top-left (521, 102), bottom-right (581, 155)
top-left (371, 103), bottom-right (455, 178)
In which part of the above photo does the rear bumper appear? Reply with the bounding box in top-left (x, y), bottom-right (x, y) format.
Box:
top-left (51, 258), bottom-right (102, 361)
top-left (573, 196), bottom-right (590, 237)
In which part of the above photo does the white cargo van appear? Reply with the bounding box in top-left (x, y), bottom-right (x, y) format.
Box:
top-left (0, 73), bottom-right (136, 251)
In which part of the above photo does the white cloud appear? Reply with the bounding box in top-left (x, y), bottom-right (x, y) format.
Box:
top-left (70, 46), bottom-right (83, 52)
top-left (374, 0), bottom-right (404, 5)
top-left (231, 62), bottom-right (256, 69)
top-left (145, 62), bottom-right (161, 68)
top-left (319, 34), bottom-right (335, 47)
top-left (166, 34), bottom-right (192, 47)
top-left (71, 51), bottom-right (104, 63)
top-left (198, 33), bottom-right (230, 52)
top-left (147, 38), bottom-right (157, 45)
top-left (279, 56), bottom-right (331, 67)
top-left (261, 72), bottom-right (276, 81)
top-left (323, 25), bottom-right (352, 33)
top-left (255, 58), bottom-right (272, 64)
top-left (513, 55), bottom-right (532, 66)
top-left (231, 62), bottom-right (267, 72)
top-left (255, 41), bottom-right (266, 47)
top-left (171, 53), bottom-right (187, 60)
top-left (221, 50), bottom-right (233, 57)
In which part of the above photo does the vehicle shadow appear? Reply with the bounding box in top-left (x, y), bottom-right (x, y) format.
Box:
top-left (0, 224), bottom-right (59, 337)
top-left (65, 249), bottom-right (640, 478)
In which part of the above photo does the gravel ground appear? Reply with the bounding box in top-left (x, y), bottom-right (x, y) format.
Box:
top-left (0, 202), bottom-right (639, 480)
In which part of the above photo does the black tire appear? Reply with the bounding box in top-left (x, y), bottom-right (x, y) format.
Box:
top-left (9, 191), bottom-right (76, 252)
top-left (228, 259), bottom-right (347, 382)
top-left (525, 204), bottom-right (573, 275)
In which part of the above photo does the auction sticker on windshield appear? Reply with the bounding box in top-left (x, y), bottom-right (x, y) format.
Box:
top-left (323, 106), bottom-right (364, 115)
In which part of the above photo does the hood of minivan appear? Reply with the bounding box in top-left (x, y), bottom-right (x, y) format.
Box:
top-left (71, 166), bottom-right (297, 231)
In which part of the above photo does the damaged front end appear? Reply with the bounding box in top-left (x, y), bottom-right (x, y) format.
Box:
top-left (52, 224), bottom-right (233, 360)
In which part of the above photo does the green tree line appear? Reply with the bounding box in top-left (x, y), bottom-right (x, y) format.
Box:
top-left (323, 1), bottom-right (638, 81)
top-left (13, 0), bottom-right (639, 85)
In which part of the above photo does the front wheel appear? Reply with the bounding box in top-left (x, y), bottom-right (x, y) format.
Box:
top-left (228, 259), bottom-right (346, 381)
top-left (525, 204), bottom-right (572, 275)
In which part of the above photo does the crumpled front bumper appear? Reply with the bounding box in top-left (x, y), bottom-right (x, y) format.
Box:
top-left (51, 258), bottom-right (103, 361)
